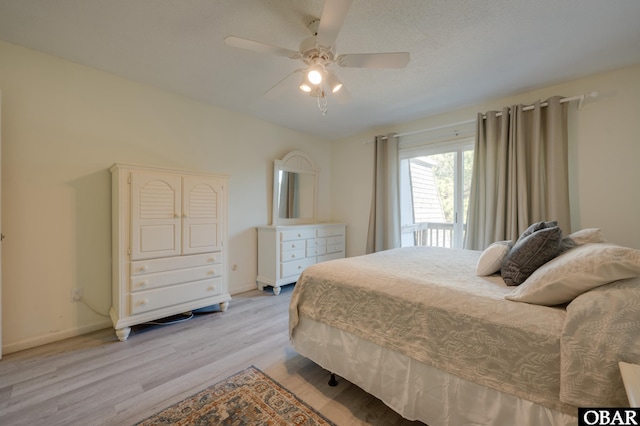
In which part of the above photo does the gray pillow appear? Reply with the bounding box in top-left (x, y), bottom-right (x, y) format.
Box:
top-left (501, 226), bottom-right (562, 286)
top-left (515, 220), bottom-right (558, 245)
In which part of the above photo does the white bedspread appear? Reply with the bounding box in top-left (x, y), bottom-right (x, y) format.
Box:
top-left (289, 246), bottom-right (640, 415)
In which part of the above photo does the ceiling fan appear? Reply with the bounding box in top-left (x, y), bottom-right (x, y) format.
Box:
top-left (224, 0), bottom-right (410, 115)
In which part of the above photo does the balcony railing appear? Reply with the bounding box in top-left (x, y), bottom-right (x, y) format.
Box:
top-left (402, 222), bottom-right (455, 248)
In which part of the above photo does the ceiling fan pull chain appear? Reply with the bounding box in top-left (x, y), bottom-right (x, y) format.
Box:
top-left (317, 91), bottom-right (328, 116)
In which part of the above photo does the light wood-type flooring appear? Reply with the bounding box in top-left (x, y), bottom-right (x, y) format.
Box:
top-left (0, 285), bottom-right (424, 425)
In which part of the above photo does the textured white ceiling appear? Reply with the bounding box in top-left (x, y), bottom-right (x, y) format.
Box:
top-left (1, 0), bottom-right (639, 140)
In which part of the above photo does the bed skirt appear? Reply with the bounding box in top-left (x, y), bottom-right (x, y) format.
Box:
top-left (292, 316), bottom-right (578, 426)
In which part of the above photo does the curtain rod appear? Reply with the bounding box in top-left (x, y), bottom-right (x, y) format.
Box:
top-left (371, 91), bottom-right (598, 143)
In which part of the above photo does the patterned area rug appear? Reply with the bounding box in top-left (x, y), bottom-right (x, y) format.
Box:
top-left (136, 366), bottom-right (336, 425)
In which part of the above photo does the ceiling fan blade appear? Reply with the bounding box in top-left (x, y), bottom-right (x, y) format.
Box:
top-left (337, 52), bottom-right (410, 68)
top-left (263, 69), bottom-right (305, 99)
top-left (316, 0), bottom-right (354, 47)
top-left (224, 36), bottom-right (300, 59)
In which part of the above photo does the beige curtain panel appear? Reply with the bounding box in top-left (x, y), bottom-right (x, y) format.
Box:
top-left (464, 96), bottom-right (570, 250)
top-left (366, 133), bottom-right (401, 253)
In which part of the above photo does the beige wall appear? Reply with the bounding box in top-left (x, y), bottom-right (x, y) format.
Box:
top-left (331, 63), bottom-right (640, 256)
top-left (0, 40), bottom-right (333, 353)
top-left (2, 37), bottom-right (639, 354)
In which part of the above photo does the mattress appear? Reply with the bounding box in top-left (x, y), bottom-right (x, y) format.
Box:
top-left (292, 315), bottom-right (577, 426)
top-left (290, 246), bottom-right (573, 414)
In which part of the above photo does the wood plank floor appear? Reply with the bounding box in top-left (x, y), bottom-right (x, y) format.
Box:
top-left (0, 285), bottom-right (424, 426)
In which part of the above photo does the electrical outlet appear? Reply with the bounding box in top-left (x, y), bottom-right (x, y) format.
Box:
top-left (71, 288), bottom-right (83, 302)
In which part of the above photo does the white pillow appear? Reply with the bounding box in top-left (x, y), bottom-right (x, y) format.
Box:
top-left (566, 228), bottom-right (606, 245)
top-left (475, 240), bottom-right (512, 276)
top-left (559, 228), bottom-right (606, 252)
top-left (505, 243), bottom-right (640, 306)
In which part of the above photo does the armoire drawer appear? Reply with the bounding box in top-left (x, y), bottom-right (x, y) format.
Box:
top-left (131, 252), bottom-right (221, 276)
top-left (130, 278), bottom-right (223, 315)
top-left (281, 257), bottom-right (315, 279)
top-left (130, 264), bottom-right (221, 292)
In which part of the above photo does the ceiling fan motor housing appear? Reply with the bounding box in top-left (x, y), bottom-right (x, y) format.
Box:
top-left (299, 36), bottom-right (335, 67)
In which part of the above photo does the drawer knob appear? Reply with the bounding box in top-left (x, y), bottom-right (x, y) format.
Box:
top-left (298, 265), bottom-right (302, 269)
top-left (291, 254), bottom-right (296, 258)
top-left (139, 266), bottom-right (148, 272)
top-left (139, 299), bottom-right (149, 306)
top-left (137, 280), bottom-right (148, 288)
top-left (207, 269), bottom-right (216, 276)
top-left (208, 285), bottom-right (216, 291)
top-left (207, 257), bottom-right (216, 263)
top-left (297, 233), bottom-right (301, 237)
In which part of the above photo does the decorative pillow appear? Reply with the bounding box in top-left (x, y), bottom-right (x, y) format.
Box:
top-left (505, 243), bottom-right (640, 306)
top-left (559, 228), bottom-right (606, 253)
top-left (476, 241), bottom-right (512, 276)
top-left (515, 220), bottom-right (558, 245)
top-left (501, 226), bottom-right (562, 286)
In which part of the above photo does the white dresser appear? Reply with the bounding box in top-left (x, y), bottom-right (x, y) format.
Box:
top-left (257, 223), bottom-right (346, 295)
top-left (110, 163), bottom-right (231, 341)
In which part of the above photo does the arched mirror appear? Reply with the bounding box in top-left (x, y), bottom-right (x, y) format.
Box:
top-left (272, 151), bottom-right (318, 225)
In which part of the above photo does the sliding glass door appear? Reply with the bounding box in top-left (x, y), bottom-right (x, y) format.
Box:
top-left (400, 142), bottom-right (473, 249)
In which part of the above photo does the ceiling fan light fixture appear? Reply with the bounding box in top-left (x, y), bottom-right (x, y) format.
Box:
top-left (299, 74), bottom-right (313, 92)
top-left (307, 63), bottom-right (324, 85)
top-left (325, 71), bottom-right (343, 93)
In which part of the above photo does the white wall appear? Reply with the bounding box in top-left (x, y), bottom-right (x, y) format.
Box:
top-left (332, 64), bottom-right (640, 256)
top-left (0, 40), bottom-right (333, 354)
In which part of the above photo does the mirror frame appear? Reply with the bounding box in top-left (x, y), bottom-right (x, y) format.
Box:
top-left (272, 151), bottom-right (319, 225)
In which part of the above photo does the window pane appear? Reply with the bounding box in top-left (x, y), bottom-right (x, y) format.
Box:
top-left (400, 145), bottom-right (473, 249)
top-left (462, 148), bottom-right (474, 241)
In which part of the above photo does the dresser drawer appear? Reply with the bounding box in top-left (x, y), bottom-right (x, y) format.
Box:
top-left (130, 278), bottom-right (223, 315)
top-left (307, 245), bottom-right (327, 257)
top-left (131, 252), bottom-right (221, 276)
top-left (281, 247), bottom-right (306, 262)
top-left (130, 264), bottom-right (221, 292)
top-left (280, 240), bottom-right (306, 252)
top-left (326, 236), bottom-right (344, 245)
top-left (306, 238), bottom-right (326, 249)
top-left (281, 257), bottom-right (315, 279)
top-left (318, 252), bottom-right (344, 263)
top-left (317, 227), bottom-right (345, 238)
top-left (280, 229), bottom-right (316, 241)
top-left (326, 243), bottom-right (345, 254)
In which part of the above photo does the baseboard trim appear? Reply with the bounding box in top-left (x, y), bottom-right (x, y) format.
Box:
top-left (2, 320), bottom-right (112, 355)
top-left (231, 283), bottom-right (260, 294)
top-left (4, 286), bottom-right (257, 355)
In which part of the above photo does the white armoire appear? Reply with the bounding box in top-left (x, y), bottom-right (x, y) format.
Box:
top-left (110, 163), bottom-right (231, 341)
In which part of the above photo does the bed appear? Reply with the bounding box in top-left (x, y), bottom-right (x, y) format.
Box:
top-left (289, 233), bottom-right (640, 426)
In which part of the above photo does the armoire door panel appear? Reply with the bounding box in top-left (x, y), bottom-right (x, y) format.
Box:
top-left (186, 223), bottom-right (218, 249)
top-left (131, 172), bottom-right (181, 260)
top-left (139, 224), bottom-right (179, 253)
top-left (182, 177), bottom-right (222, 255)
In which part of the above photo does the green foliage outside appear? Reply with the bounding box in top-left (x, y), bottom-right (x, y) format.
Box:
top-left (424, 150), bottom-right (474, 223)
